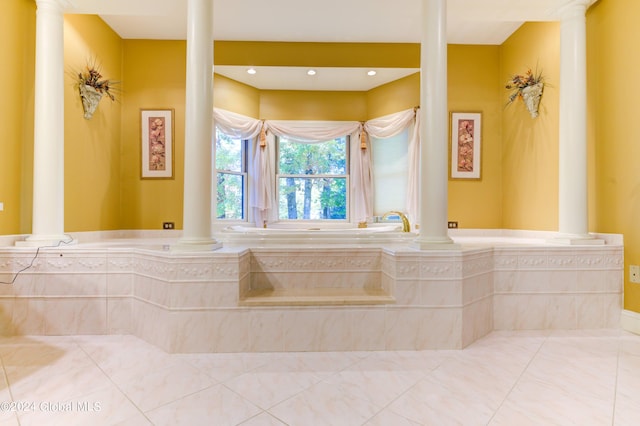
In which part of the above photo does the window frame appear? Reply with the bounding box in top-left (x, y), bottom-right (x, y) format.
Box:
top-left (275, 135), bottom-right (350, 222)
top-left (214, 130), bottom-right (249, 222)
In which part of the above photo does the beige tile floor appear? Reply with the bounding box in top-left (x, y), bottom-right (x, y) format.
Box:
top-left (0, 329), bottom-right (637, 425)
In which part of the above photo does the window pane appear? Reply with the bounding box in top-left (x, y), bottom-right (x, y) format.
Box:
top-left (278, 138), bottom-right (347, 175)
top-left (371, 129), bottom-right (409, 215)
top-left (278, 177), bottom-right (346, 220)
top-left (217, 172), bottom-right (244, 219)
top-left (215, 130), bottom-right (242, 172)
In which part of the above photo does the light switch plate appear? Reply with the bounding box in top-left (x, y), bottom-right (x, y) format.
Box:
top-left (0, 202), bottom-right (3, 211)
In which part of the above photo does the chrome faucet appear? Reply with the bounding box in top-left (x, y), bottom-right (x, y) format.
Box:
top-left (382, 211), bottom-right (411, 232)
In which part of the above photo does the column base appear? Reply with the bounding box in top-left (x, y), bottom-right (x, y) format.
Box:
top-left (411, 236), bottom-right (460, 250)
top-left (16, 235), bottom-right (75, 248)
top-left (548, 233), bottom-right (605, 246)
top-left (172, 238), bottom-right (222, 252)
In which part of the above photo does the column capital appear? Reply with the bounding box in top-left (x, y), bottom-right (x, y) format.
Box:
top-left (555, 0), bottom-right (597, 20)
top-left (35, 0), bottom-right (74, 11)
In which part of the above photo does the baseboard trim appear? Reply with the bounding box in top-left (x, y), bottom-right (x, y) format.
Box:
top-left (621, 309), bottom-right (640, 335)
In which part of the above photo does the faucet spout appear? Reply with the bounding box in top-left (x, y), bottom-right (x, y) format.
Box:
top-left (382, 211), bottom-right (411, 232)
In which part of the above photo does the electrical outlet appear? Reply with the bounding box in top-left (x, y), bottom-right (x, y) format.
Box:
top-left (448, 221), bottom-right (458, 229)
top-left (162, 222), bottom-right (175, 230)
top-left (0, 202), bottom-right (3, 211)
top-left (630, 265), bottom-right (640, 283)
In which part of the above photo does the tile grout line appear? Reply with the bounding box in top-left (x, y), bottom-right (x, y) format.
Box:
top-left (610, 333), bottom-right (622, 425)
top-left (252, 351), bottom-right (380, 424)
top-left (74, 338), bottom-right (155, 425)
top-left (485, 334), bottom-right (549, 425)
top-left (181, 350), bottom-right (345, 425)
top-left (357, 353), bottom-right (452, 425)
top-left (0, 343), bottom-right (21, 425)
top-left (236, 410), bottom-right (290, 426)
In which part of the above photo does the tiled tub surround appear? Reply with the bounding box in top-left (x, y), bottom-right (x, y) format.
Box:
top-left (0, 231), bottom-right (624, 352)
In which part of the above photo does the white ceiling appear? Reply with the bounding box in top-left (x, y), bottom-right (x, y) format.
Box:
top-left (214, 66), bottom-right (421, 92)
top-left (65, 0), bottom-right (592, 90)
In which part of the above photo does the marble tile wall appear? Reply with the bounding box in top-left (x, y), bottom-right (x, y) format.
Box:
top-left (106, 252), bottom-right (134, 335)
top-left (245, 307), bottom-right (387, 353)
top-left (493, 246), bottom-right (623, 330)
top-left (0, 241), bottom-right (624, 352)
top-left (461, 251), bottom-right (495, 346)
top-left (385, 249), bottom-right (495, 349)
top-left (128, 250), bottom-right (250, 352)
top-left (2, 250), bottom-right (110, 336)
top-left (250, 249), bottom-right (382, 291)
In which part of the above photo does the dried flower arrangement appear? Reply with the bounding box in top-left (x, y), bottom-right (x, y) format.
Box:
top-left (77, 65), bottom-right (116, 101)
top-left (76, 63), bottom-right (118, 119)
top-left (505, 69), bottom-right (543, 103)
top-left (505, 68), bottom-right (545, 118)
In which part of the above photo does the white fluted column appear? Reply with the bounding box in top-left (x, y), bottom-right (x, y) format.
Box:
top-left (176, 0), bottom-right (220, 250)
top-left (412, 0), bottom-right (457, 250)
top-left (21, 0), bottom-right (71, 247)
top-left (555, 0), bottom-right (602, 245)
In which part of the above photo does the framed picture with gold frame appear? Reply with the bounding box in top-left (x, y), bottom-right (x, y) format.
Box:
top-left (450, 112), bottom-right (482, 180)
top-left (141, 109), bottom-right (174, 179)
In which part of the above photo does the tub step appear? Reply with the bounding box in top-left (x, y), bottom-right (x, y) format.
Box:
top-left (240, 288), bottom-right (395, 307)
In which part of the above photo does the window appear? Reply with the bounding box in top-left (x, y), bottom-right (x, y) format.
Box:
top-left (277, 136), bottom-right (348, 220)
top-left (371, 128), bottom-right (409, 215)
top-left (215, 129), bottom-right (247, 220)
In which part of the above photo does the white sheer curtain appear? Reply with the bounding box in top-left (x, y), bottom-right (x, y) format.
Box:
top-left (364, 108), bottom-right (416, 138)
top-left (365, 108), bottom-right (420, 225)
top-left (350, 126), bottom-right (372, 223)
top-left (213, 109), bottom-right (262, 139)
top-left (213, 107), bottom-right (419, 227)
top-left (250, 132), bottom-right (277, 226)
top-left (213, 108), bottom-right (266, 225)
top-left (407, 111), bottom-right (421, 225)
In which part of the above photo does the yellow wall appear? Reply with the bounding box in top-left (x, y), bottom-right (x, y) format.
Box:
top-left (259, 91), bottom-right (367, 121)
top-left (366, 73), bottom-right (420, 119)
top-left (588, 0), bottom-right (640, 312)
top-left (448, 45), bottom-right (503, 229)
top-left (214, 74), bottom-right (260, 118)
top-left (63, 15), bottom-right (123, 232)
top-left (500, 22), bottom-right (561, 231)
top-left (120, 40), bottom-right (187, 230)
top-left (0, 0), bottom-right (35, 235)
top-left (214, 41), bottom-right (420, 68)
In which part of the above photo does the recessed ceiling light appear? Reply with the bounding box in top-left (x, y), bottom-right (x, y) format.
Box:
top-left (307, 69), bottom-right (317, 76)
top-left (367, 70), bottom-right (377, 76)
top-left (247, 68), bottom-right (257, 75)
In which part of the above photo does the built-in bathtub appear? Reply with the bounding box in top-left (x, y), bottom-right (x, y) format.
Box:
top-left (217, 223), bottom-right (416, 246)
top-left (227, 224), bottom-right (402, 233)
